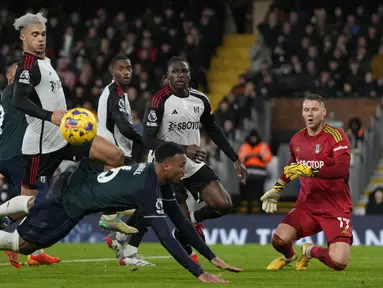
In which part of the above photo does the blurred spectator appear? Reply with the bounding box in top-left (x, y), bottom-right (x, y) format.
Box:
top-left (366, 187), bottom-right (383, 214)
top-left (238, 129), bottom-right (272, 214)
top-left (214, 99), bottom-right (236, 131)
top-left (346, 117), bottom-right (364, 149)
top-left (372, 44), bottom-right (383, 80)
top-left (249, 35), bottom-right (272, 73)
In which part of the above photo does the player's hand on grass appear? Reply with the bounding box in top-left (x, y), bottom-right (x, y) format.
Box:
top-left (234, 160), bottom-right (248, 184)
top-left (51, 110), bottom-right (68, 126)
top-left (198, 272), bottom-right (228, 283)
top-left (186, 144), bottom-right (207, 163)
top-left (211, 257), bottom-right (243, 273)
top-left (260, 184), bottom-right (283, 213)
top-left (284, 163), bottom-right (318, 180)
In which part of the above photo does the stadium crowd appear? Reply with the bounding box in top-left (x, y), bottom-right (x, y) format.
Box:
top-left (247, 3), bottom-right (383, 98)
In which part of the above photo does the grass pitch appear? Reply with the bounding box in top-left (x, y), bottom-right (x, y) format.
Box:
top-left (0, 243), bottom-right (381, 288)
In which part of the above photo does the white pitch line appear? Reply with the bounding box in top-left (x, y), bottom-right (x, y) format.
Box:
top-left (0, 255), bottom-right (171, 266)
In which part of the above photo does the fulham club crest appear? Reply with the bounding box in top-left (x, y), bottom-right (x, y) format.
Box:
top-left (315, 144), bottom-right (321, 154)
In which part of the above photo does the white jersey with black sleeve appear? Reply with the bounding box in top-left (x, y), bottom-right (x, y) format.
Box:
top-left (97, 81), bottom-right (142, 157)
top-left (13, 53), bottom-right (67, 155)
top-left (143, 87), bottom-right (210, 177)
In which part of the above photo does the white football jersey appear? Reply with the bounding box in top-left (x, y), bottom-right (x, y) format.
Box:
top-left (15, 54), bottom-right (67, 155)
top-left (145, 87), bottom-right (211, 177)
top-left (97, 82), bottom-right (133, 157)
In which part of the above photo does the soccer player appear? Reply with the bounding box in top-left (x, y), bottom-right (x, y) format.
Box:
top-left (117, 57), bottom-right (248, 265)
top-left (12, 12), bottom-right (130, 264)
top-left (0, 59), bottom-right (28, 268)
top-left (0, 59), bottom-right (27, 197)
top-left (0, 142), bottom-right (241, 283)
top-left (97, 53), bottom-right (145, 240)
top-left (261, 94), bottom-right (352, 271)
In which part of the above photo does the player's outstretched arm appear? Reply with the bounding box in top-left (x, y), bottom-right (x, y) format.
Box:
top-left (108, 95), bottom-right (143, 144)
top-left (149, 217), bottom-right (228, 283)
top-left (162, 197), bottom-right (242, 273)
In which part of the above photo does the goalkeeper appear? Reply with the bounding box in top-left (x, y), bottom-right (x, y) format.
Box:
top-left (260, 94), bottom-right (352, 272)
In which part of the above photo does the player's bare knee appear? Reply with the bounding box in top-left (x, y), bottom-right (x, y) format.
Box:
top-left (329, 250), bottom-right (348, 270)
top-left (273, 224), bottom-right (296, 243)
top-left (272, 233), bottom-right (289, 249)
top-left (214, 197), bottom-right (232, 215)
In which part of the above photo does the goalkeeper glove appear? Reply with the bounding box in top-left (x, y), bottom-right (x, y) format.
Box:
top-left (260, 181), bottom-right (285, 213)
top-left (283, 163), bottom-right (318, 180)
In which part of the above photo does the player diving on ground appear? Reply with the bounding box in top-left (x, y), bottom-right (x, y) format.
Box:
top-left (0, 142), bottom-right (241, 283)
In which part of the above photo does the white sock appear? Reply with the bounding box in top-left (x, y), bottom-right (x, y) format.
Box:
top-left (116, 232), bottom-right (127, 242)
top-left (0, 230), bottom-right (19, 251)
top-left (190, 212), bottom-right (197, 225)
top-left (123, 244), bottom-right (138, 257)
top-left (31, 249), bottom-right (44, 256)
top-left (102, 214), bottom-right (118, 221)
top-left (306, 245), bottom-right (313, 259)
top-left (0, 196), bottom-right (33, 217)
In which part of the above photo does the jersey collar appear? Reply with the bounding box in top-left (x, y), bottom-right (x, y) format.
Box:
top-left (23, 51), bottom-right (44, 60)
top-left (305, 123), bottom-right (327, 140)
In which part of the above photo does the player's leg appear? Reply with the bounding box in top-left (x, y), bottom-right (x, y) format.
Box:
top-left (118, 210), bottom-right (154, 267)
top-left (183, 166), bottom-right (229, 224)
top-left (0, 195), bottom-right (35, 219)
top-left (6, 155), bottom-right (26, 196)
top-left (20, 154), bottom-right (40, 197)
top-left (18, 171), bottom-right (78, 266)
top-left (0, 195), bottom-right (36, 268)
top-left (19, 151), bottom-right (63, 264)
top-left (297, 215), bottom-right (352, 271)
top-left (267, 206), bottom-right (321, 270)
top-left (20, 151), bottom-right (62, 197)
top-left (89, 135), bottom-right (124, 169)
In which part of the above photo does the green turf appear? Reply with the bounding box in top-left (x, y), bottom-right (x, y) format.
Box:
top-left (0, 243), bottom-right (381, 288)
